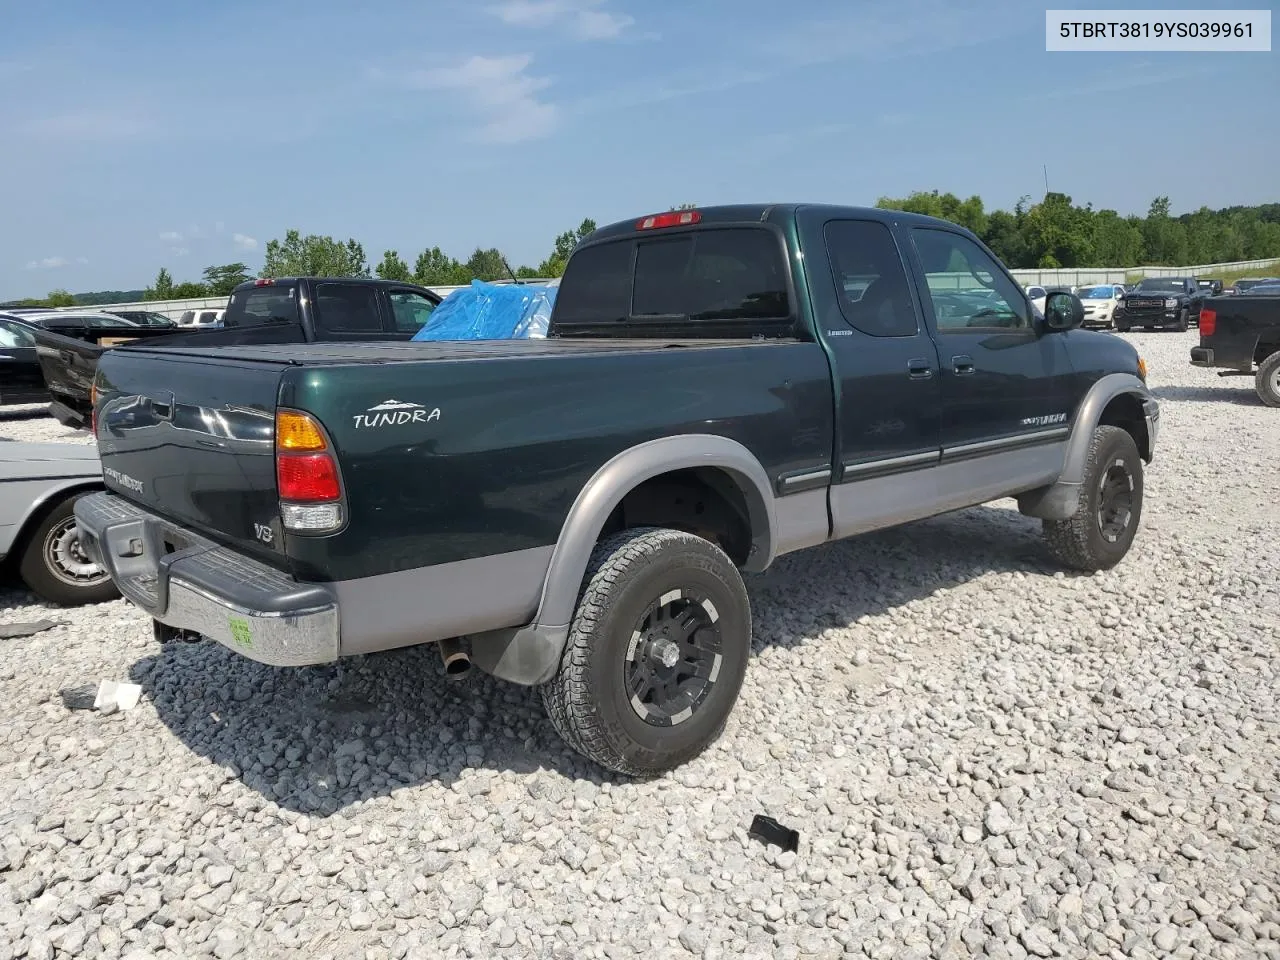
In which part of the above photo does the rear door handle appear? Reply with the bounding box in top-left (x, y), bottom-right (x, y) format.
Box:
top-left (952, 355), bottom-right (976, 375)
top-left (907, 358), bottom-right (933, 380)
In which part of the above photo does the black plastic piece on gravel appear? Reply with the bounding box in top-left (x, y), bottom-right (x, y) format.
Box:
top-left (59, 684), bottom-right (98, 711)
top-left (748, 814), bottom-right (800, 853)
top-left (0, 619), bottom-right (62, 639)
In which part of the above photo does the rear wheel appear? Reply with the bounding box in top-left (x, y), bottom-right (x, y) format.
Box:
top-left (541, 527), bottom-right (751, 777)
top-left (18, 495), bottom-right (119, 606)
top-left (1256, 350), bottom-right (1280, 408)
top-left (1043, 426), bottom-right (1143, 572)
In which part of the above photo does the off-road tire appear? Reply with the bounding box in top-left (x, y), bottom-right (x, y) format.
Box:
top-left (1174, 308), bottom-right (1188, 333)
top-left (1043, 425), bottom-right (1144, 572)
top-left (1256, 350), bottom-right (1280, 408)
top-left (541, 527), bottom-right (751, 777)
top-left (1114, 317), bottom-right (1129, 333)
top-left (18, 495), bottom-right (119, 606)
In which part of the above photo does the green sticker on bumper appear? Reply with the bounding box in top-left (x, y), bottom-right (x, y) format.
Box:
top-left (228, 617), bottom-right (253, 649)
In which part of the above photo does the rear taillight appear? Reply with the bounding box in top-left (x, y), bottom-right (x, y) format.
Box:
top-left (275, 410), bottom-right (344, 533)
top-left (1199, 307), bottom-right (1216, 337)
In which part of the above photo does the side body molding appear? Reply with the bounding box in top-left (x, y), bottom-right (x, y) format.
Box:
top-left (469, 434), bottom-right (779, 686)
top-left (1018, 372), bottom-right (1155, 520)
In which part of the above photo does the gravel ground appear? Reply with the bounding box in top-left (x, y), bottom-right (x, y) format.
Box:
top-left (1, 330), bottom-right (1277, 960)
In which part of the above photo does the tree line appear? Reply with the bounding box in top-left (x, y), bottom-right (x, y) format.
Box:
top-left (7, 197), bottom-right (1277, 309)
top-left (875, 192), bottom-right (1280, 269)
top-left (136, 220), bottom-right (599, 301)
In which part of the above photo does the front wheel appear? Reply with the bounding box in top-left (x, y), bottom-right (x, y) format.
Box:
top-left (1257, 350), bottom-right (1280, 408)
top-left (1042, 426), bottom-right (1144, 572)
top-left (1174, 308), bottom-right (1188, 333)
top-left (541, 527), bottom-right (752, 777)
top-left (18, 495), bottom-right (120, 606)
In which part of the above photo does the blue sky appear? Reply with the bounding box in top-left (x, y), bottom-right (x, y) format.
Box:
top-left (1, 0), bottom-right (1275, 297)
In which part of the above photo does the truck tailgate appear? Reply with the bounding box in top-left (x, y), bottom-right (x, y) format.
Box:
top-left (94, 349), bottom-right (286, 565)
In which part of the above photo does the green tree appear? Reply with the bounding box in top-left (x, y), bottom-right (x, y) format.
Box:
top-left (1021, 193), bottom-right (1093, 268)
top-left (1141, 196), bottom-right (1189, 265)
top-left (45, 289), bottom-right (75, 307)
top-left (201, 263), bottom-right (252, 296)
top-left (171, 281), bottom-right (209, 298)
top-left (537, 218), bottom-right (597, 277)
top-left (143, 267), bottom-right (174, 301)
top-left (261, 230), bottom-right (369, 278)
top-left (1090, 211), bottom-right (1146, 267)
top-left (462, 248), bottom-right (510, 282)
top-left (375, 250), bottom-right (412, 282)
top-left (413, 247), bottom-right (467, 286)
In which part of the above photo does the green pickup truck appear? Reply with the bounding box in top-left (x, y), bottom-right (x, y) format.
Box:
top-left (75, 204), bottom-right (1160, 776)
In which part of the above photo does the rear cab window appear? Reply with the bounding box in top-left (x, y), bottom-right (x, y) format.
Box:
top-left (553, 226), bottom-right (794, 337)
top-left (222, 285), bottom-right (300, 329)
top-left (313, 283), bottom-right (385, 336)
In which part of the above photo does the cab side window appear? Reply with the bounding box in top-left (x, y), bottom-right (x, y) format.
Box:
top-left (911, 230), bottom-right (1030, 332)
top-left (822, 220), bottom-right (918, 337)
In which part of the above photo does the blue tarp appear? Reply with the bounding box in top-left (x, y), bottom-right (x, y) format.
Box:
top-left (411, 280), bottom-right (557, 341)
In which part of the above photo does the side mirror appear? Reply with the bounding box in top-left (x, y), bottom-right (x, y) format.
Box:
top-left (1044, 291), bottom-right (1084, 331)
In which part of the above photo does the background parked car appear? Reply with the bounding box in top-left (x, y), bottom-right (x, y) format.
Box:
top-left (1075, 283), bottom-right (1126, 329)
top-left (177, 308), bottom-right (225, 328)
top-left (1225, 277), bottom-right (1280, 296)
top-left (1197, 278), bottom-right (1224, 296)
top-left (105, 309), bottom-right (176, 328)
top-left (0, 315), bottom-right (50, 407)
top-left (0, 442), bottom-right (118, 605)
top-left (1114, 277), bottom-right (1205, 331)
top-left (1024, 285), bottom-right (1047, 315)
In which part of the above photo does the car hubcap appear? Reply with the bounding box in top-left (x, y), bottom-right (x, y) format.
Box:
top-left (44, 518), bottom-right (108, 586)
top-left (1269, 367), bottom-right (1280, 397)
top-left (1096, 460), bottom-right (1134, 543)
top-left (623, 589), bottom-right (723, 727)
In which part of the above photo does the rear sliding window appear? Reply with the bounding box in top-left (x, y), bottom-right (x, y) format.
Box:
top-left (222, 286), bottom-right (299, 328)
top-left (554, 227), bottom-right (791, 331)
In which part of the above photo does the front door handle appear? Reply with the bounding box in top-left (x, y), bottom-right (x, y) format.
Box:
top-left (952, 355), bottom-right (976, 375)
top-left (907, 358), bottom-right (933, 380)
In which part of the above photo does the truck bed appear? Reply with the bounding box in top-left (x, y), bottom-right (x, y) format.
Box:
top-left (117, 338), bottom-right (782, 366)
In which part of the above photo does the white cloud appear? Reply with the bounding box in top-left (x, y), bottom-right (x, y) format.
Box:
top-left (159, 230), bottom-right (183, 242)
top-left (171, 246), bottom-right (190, 257)
top-left (24, 256), bottom-right (68, 270)
top-left (489, 0), bottom-right (633, 40)
top-left (232, 233), bottom-right (258, 251)
top-left (408, 54), bottom-right (558, 143)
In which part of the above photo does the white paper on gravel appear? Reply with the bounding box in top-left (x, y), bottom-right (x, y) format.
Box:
top-left (94, 680), bottom-right (142, 713)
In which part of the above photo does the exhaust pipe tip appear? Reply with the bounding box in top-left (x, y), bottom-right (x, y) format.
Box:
top-left (439, 637), bottom-right (472, 680)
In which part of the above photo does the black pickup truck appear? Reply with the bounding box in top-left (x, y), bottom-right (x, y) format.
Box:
top-left (1191, 294), bottom-right (1280, 406)
top-left (1114, 276), bottom-right (1205, 332)
top-left (36, 278), bottom-right (442, 429)
top-left (76, 204), bottom-right (1160, 776)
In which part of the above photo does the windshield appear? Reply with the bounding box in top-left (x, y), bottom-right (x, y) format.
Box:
top-left (1077, 285), bottom-right (1115, 299)
top-left (1134, 279), bottom-right (1187, 293)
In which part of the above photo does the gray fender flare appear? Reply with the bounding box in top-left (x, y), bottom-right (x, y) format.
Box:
top-left (468, 434), bottom-right (777, 686)
top-left (1018, 372), bottom-right (1153, 520)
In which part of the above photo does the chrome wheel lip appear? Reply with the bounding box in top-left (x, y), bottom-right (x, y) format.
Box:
top-left (44, 517), bottom-right (109, 587)
top-left (1269, 366), bottom-right (1280, 398)
top-left (1096, 458), bottom-right (1135, 544)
